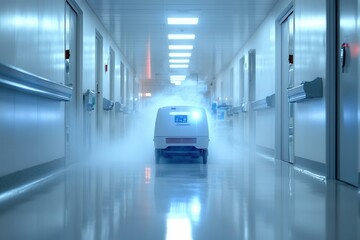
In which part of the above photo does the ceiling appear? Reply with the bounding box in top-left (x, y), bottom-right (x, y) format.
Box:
top-left (85, 0), bottom-right (279, 86)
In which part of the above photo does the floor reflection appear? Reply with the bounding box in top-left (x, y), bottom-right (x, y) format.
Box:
top-left (154, 161), bottom-right (208, 240)
top-left (0, 154), bottom-right (359, 240)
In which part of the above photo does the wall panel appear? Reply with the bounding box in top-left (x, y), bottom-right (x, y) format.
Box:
top-left (294, 0), bottom-right (326, 164)
top-left (0, 0), bottom-right (65, 177)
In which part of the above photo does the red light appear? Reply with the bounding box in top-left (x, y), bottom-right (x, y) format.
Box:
top-left (146, 37), bottom-right (151, 79)
top-left (145, 167), bottom-right (151, 184)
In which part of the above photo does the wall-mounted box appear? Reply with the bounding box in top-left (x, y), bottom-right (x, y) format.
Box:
top-left (241, 102), bottom-right (249, 112)
top-left (287, 77), bottom-right (323, 103)
top-left (114, 101), bottom-right (123, 112)
top-left (84, 89), bottom-right (96, 111)
top-left (103, 97), bottom-right (114, 110)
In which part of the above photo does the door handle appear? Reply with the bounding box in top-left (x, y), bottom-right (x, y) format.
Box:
top-left (340, 43), bottom-right (349, 73)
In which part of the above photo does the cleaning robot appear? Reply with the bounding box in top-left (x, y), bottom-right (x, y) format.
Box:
top-left (153, 106), bottom-right (210, 164)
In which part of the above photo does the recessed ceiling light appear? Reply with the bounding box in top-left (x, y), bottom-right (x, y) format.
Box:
top-left (169, 45), bottom-right (193, 50)
top-left (168, 34), bottom-right (196, 40)
top-left (169, 59), bottom-right (190, 63)
top-left (169, 64), bottom-right (189, 68)
top-left (169, 52), bottom-right (191, 57)
top-left (167, 17), bottom-right (199, 25)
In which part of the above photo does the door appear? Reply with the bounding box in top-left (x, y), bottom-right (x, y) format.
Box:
top-left (229, 67), bottom-right (234, 104)
top-left (95, 32), bottom-right (103, 143)
top-left (239, 57), bottom-right (245, 146)
top-left (65, 3), bottom-right (78, 164)
top-left (248, 49), bottom-right (256, 154)
top-left (280, 12), bottom-right (294, 163)
top-left (120, 62), bottom-right (125, 106)
top-left (109, 48), bottom-right (115, 140)
top-left (119, 62), bottom-right (125, 138)
top-left (337, 0), bottom-right (359, 187)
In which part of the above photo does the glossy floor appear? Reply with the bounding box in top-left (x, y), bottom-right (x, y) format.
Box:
top-left (0, 152), bottom-right (359, 240)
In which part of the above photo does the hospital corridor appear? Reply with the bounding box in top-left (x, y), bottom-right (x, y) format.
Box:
top-left (0, 0), bottom-right (360, 239)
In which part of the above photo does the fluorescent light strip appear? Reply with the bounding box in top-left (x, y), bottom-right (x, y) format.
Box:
top-left (170, 75), bottom-right (186, 81)
top-left (170, 64), bottom-right (189, 68)
top-left (167, 17), bottom-right (199, 25)
top-left (170, 78), bottom-right (186, 81)
top-left (169, 59), bottom-right (190, 63)
top-left (168, 34), bottom-right (196, 40)
top-left (169, 45), bottom-right (193, 50)
top-left (169, 53), bottom-right (191, 57)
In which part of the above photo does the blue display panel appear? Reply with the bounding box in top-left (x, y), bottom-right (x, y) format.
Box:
top-left (174, 115), bottom-right (187, 123)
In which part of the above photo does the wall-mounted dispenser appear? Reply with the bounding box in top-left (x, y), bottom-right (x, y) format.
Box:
top-left (115, 101), bottom-right (123, 112)
top-left (241, 102), bottom-right (249, 112)
top-left (287, 77), bottom-right (323, 103)
top-left (103, 97), bottom-right (114, 110)
top-left (84, 89), bottom-right (96, 111)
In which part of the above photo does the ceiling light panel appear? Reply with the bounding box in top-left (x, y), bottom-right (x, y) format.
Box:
top-left (169, 52), bottom-right (191, 57)
top-left (168, 34), bottom-right (196, 40)
top-left (169, 64), bottom-right (189, 68)
top-left (169, 59), bottom-right (190, 63)
top-left (167, 17), bottom-right (199, 25)
top-left (169, 45), bottom-right (193, 50)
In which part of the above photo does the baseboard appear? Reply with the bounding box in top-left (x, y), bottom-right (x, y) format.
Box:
top-left (256, 145), bottom-right (275, 158)
top-left (0, 158), bottom-right (65, 193)
top-left (294, 156), bottom-right (326, 176)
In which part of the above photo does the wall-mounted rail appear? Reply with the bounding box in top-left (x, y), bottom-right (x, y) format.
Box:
top-left (287, 77), bottom-right (323, 103)
top-left (251, 93), bottom-right (275, 111)
top-left (0, 63), bottom-right (72, 101)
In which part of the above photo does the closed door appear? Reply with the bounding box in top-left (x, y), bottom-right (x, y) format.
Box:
top-left (248, 49), bottom-right (256, 153)
top-left (65, 3), bottom-right (78, 163)
top-left (109, 48), bottom-right (115, 140)
top-left (337, 0), bottom-right (359, 187)
top-left (280, 11), bottom-right (294, 163)
top-left (95, 32), bottom-right (103, 143)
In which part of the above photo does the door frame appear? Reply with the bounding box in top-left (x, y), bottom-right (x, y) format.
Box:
top-left (65, 0), bottom-right (83, 164)
top-left (95, 31), bottom-right (104, 143)
top-left (275, 3), bottom-right (294, 161)
top-left (68, 0), bottom-right (83, 126)
top-left (325, 0), bottom-right (337, 180)
top-left (109, 47), bottom-right (115, 140)
top-left (239, 57), bottom-right (245, 146)
top-left (248, 49), bottom-right (256, 154)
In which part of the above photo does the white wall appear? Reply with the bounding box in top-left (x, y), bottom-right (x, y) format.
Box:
top-left (294, 0), bottom-right (326, 164)
top-left (0, 0), bottom-right (65, 176)
top-left (75, 0), bottom-right (135, 146)
top-left (0, 0), bottom-right (136, 177)
top-left (0, 0), bottom-right (65, 83)
top-left (215, 0), bottom-right (327, 165)
top-left (216, 0), bottom-right (291, 151)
